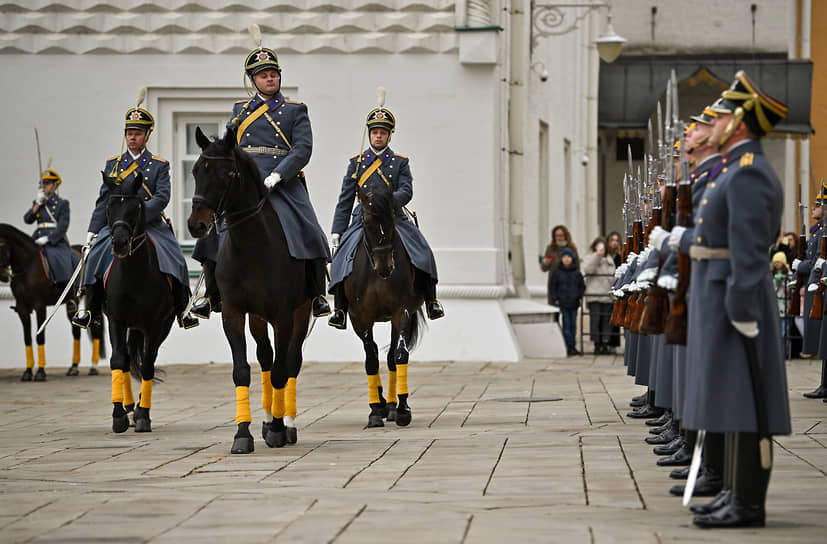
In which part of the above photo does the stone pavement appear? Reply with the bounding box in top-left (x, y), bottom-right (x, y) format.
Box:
top-left (0, 354), bottom-right (825, 544)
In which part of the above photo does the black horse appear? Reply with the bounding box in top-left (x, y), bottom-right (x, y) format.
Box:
top-left (102, 172), bottom-right (175, 433)
top-left (0, 224), bottom-right (104, 381)
top-left (343, 179), bottom-right (425, 428)
top-left (188, 126), bottom-right (313, 454)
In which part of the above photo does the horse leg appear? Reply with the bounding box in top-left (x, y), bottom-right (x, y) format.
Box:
top-left (283, 304), bottom-right (311, 444)
top-left (33, 306), bottom-right (47, 381)
top-left (17, 310), bottom-right (34, 381)
top-left (249, 316), bottom-right (273, 440)
top-left (88, 314), bottom-right (103, 375)
top-left (394, 311), bottom-right (412, 427)
top-left (386, 324), bottom-right (399, 422)
top-left (266, 321), bottom-right (293, 448)
top-left (134, 336), bottom-right (159, 433)
top-left (358, 326), bottom-right (385, 428)
top-left (108, 319), bottom-right (130, 433)
top-left (224, 310), bottom-right (254, 454)
top-left (67, 303), bottom-right (81, 375)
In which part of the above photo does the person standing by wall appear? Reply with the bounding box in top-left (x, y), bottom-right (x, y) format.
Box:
top-left (540, 224), bottom-right (579, 306)
top-left (582, 237), bottom-right (616, 354)
top-left (548, 247), bottom-right (585, 356)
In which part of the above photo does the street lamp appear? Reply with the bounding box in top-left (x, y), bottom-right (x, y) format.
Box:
top-left (532, 2), bottom-right (627, 63)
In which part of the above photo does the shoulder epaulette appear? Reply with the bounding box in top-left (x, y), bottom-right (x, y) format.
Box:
top-left (235, 99), bottom-right (247, 104)
top-left (739, 153), bottom-right (754, 167)
top-left (151, 155), bottom-right (168, 163)
top-left (108, 155), bottom-right (119, 161)
top-left (285, 100), bottom-right (303, 105)
top-left (394, 154), bottom-right (408, 160)
top-left (350, 154), bottom-right (360, 160)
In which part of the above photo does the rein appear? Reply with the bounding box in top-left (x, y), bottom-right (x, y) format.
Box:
top-left (109, 194), bottom-right (148, 257)
top-left (193, 152), bottom-right (267, 231)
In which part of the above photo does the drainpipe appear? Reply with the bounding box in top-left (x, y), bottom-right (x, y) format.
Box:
top-left (508, 0), bottom-right (529, 297)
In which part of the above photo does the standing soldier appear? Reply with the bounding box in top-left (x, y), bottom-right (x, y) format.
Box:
top-left (72, 104), bottom-right (198, 331)
top-left (327, 93), bottom-right (444, 329)
top-left (673, 71), bottom-right (791, 528)
top-left (793, 193), bottom-right (824, 366)
top-left (21, 168), bottom-right (77, 381)
top-left (190, 28), bottom-right (331, 320)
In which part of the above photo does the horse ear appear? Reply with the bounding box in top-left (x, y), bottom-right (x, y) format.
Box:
top-left (223, 126), bottom-right (237, 149)
top-left (129, 172), bottom-right (143, 195)
top-left (195, 126), bottom-right (211, 150)
top-left (102, 171), bottom-right (117, 190)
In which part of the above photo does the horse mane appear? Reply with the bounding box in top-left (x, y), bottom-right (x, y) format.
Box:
top-left (0, 223), bottom-right (36, 247)
top-left (362, 180), bottom-right (400, 221)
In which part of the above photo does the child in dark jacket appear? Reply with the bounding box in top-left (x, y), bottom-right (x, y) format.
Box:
top-left (549, 247), bottom-right (586, 356)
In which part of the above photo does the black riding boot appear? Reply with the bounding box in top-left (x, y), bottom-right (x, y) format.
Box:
top-left (328, 284), bottom-right (348, 329)
top-left (693, 432), bottom-right (769, 528)
top-left (803, 360), bottom-right (827, 398)
top-left (417, 273), bottom-right (444, 320)
top-left (308, 259), bottom-right (331, 317)
top-left (172, 279), bottom-right (199, 329)
top-left (191, 260), bottom-right (221, 319)
top-left (691, 432), bottom-right (734, 514)
top-left (72, 282), bottom-right (102, 329)
top-left (670, 432), bottom-right (723, 496)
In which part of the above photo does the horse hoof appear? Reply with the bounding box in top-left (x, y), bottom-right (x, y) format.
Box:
top-left (285, 427), bottom-right (297, 444)
top-left (386, 403), bottom-right (397, 422)
top-left (395, 407), bottom-right (412, 427)
top-left (66, 365), bottom-right (79, 376)
top-left (34, 368), bottom-right (46, 382)
top-left (231, 437), bottom-right (255, 454)
top-left (112, 415), bottom-right (129, 433)
top-left (135, 419), bottom-right (152, 432)
top-left (261, 421), bottom-right (269, 440)
top-left (265, 429), bottom-right (287, 448)
top-left (367, 414), bottom-right (385, 428)
top-left (21, 368), bottom-right (33, 382)
top-left (88, 367), bottom-right (99, 376)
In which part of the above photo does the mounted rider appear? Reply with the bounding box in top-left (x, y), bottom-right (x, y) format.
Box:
top-left (327, 93), bottom-right (444, 329)
top-left (23, 168), bottom-right (78, 292)
top-left (72, 101), bottom-right (199, 330)
top-left (190, 30), bottom-right (331, 320)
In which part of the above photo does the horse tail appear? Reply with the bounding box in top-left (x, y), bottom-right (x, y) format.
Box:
top-left (407, 307), bottom-right (427, 352)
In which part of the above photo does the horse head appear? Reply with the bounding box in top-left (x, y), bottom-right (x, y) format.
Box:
top-left (188, 126), bottom-right (262, 238)
top-left (357, 180), bottom-right (398, 279)
top-left (104, 171), bottom-right (147, 258)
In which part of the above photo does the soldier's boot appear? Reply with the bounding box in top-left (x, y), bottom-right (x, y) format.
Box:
top-left (172, 278), bottom-right (199, 329)
top-left (669, 465), bottom-right (723, 497)
top-left (691, 432), bottom-right (733, 515)
top-left (693, 432), bottom-right (768, 528)
top-left (306, 258), bottom-right (330, 317)
top-left (803, 359), bottom-right (827, 398)
top-left (420, 274), bottom-right (444, 320)
top-left (190, 260), bottom-right (220, 319)
top-left (72, 283), bottom-right (101, 329)
top-left (328, 285), bottom-right (348, 329)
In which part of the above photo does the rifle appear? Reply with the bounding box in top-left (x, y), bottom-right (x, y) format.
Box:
top-left (631, 165), bottom-right (654, 333)
top-left (623, 180), bottom-right (644, 330)
top-left (788, 195), bottom-right (806, 316)
top-left (810, 198), bottom-right (827, 320)
top-left (611, 173), bottom-right (631, 326)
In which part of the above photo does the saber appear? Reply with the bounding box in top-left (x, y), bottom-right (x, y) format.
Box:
top-left (183, 269), bottom-right (206, 315)
top-left (682, 429), bottom-right (706, 506)
top-left (35, 127), bottom-right (43, 190)
top-left (36, 240), bottom-right (94, 335)
top-left (742, 334), bottom-right (773, 469)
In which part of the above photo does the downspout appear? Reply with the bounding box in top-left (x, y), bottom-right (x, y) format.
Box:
top-left (508, 0), bottom-right (528, 297)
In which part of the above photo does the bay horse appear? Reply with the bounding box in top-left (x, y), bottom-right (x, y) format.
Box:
top-left (102, 172), bottom-right (175, 433)
top-left (187, 126), bottom-right (312, 454)
top-left (0, 224), bottom-right (104, 381)
top-left (343, 178), bottom-right (425, 428)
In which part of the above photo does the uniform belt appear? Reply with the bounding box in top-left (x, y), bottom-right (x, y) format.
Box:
top-left (37, 222), bottom-right (57, 229)
top-left (689, 245), bottom-right (731, 260)
top-left (242, 146), bottom-right (288, 157)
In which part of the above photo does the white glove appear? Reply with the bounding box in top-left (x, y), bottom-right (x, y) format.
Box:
top-left (657, 274), bottom-right (678, 291)
top-left (731, 320), bottom-right (759, 338)
top-left (792, 258), bottom-right (802, 271)
top-left (621, 282), bottom-right (633, 293)
top-left (614, 263), bottom-right (628, 278)
top-left (36, 190), bottom-right (47, 205)
top-left (330, 233), bottom-right (340, 254)
top-left (85, 232), bottom-right (96, 247)
top-left (34, 236), bottom-right (48, 246)
top-left (667, 226), bottom-right (687, 251)
top-left (640, 247), bottom-right (651, 265)
top-left (815, 258), bottom-right (826, 271)
top-left (626, 252), bottom-right (637, 265)
top-left (648, 226), bottom-right (669, 251)
top-left (808, 282), bottom-right (819, 292)
top-left (264, 171), bottom-right (282, 189)
top-left (637, 279), bottom-right (652, 290)
top-left (638, 266), bottom-right (657, 283)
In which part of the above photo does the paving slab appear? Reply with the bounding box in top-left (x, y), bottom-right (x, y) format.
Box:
top-left (0, 354), bottom-right (824, 543)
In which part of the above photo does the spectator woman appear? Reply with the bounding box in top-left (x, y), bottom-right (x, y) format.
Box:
top-left (540, 225), bottom-right (579, 305)
top-left (582, 237), bottom-right (617, 354)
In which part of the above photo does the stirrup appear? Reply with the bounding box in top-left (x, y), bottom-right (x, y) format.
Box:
top-left (312, 296), bottom-right (331, 318)
top-left (178, 312), bottom-right (200, 330)
top-left (72, 309), bottom-right (92, 329)
top-left (190, 297), bottom-right (212, 320)
top-left (426, 300), bottom-right (445, 320)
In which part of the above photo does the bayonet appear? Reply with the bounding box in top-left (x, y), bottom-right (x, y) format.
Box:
top-left (34, 127), bottom-right (43, 190)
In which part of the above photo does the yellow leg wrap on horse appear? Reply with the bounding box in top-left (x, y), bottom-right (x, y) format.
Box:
top-left (397, 364), bottom-right (408, 395)
top-left (25, 345), bottom-right (34, 369)
top-left (388, 370), bottom-right (398, 403)
top-left (140, 379), bottom-right (152, 408)
top-left (286, 377), bottom-right (297, 419)
top-left (368, 374), bottom-right (381, 404)
top-left (261, 370), bottom-right (273, 415)
top-left (91, 339), bottom-right (100, 365)
top-left (122, 372), bottom-right (135, 406)
top-left (37, 345), bottom-right (46, 368)
top-left (72, 339), bottom-right (81, 364)
top-left (235, 386), bottom-right (251, 424)
top-left (272, 387), bottom-right (285, 419)
top-left (111, 369), bottom-right (124, 404)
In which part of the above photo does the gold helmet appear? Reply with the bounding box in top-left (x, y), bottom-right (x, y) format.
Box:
top-left (712, 71), bottom-right (788, 145)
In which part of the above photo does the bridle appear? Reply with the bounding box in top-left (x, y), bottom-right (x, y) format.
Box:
top-left (109, 195), bottom-right (147, 257)
top-left (191, 152), bottom-right (267, 232)
top-left (360, 205), bottom-right (395, 274)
